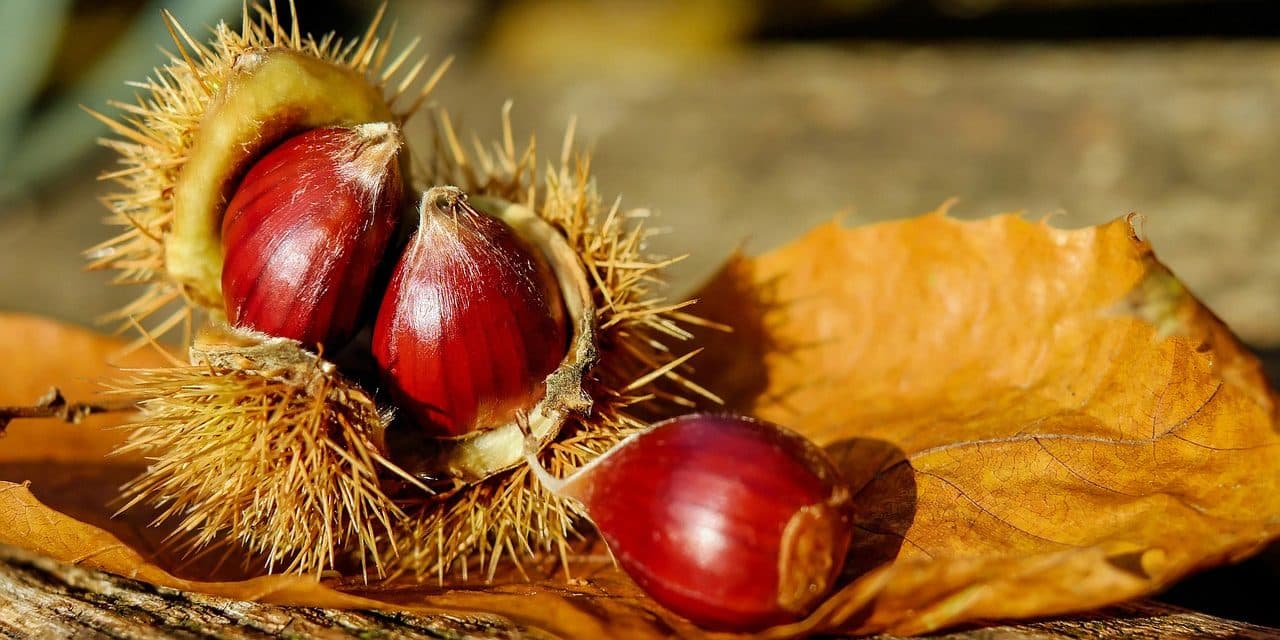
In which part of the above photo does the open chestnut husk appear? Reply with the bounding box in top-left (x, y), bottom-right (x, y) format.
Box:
top-left (88, 5), bottom-right (449, 576)
top-left (525, 413), bottom-right (854, 632)
top-left (89, 4), bottom-right (449, 332)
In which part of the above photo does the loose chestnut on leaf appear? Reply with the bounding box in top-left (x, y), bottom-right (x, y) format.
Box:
top-left (526, 413), bottom-right (854, 632)
top-left (221, 123), bottom-right (403, 350)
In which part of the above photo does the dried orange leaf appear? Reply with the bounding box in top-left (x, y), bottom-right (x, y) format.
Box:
top-left (690, 211), bottom-right (1280, 636)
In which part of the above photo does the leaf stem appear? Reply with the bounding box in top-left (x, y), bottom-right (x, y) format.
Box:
top-left (0, 387), bottom-right (136, 434)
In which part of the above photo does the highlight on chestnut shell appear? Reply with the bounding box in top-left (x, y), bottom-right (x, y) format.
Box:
top-left (221, 123), bottom-right (404, 350)
top-left (524, 413), bottom-right (854, 632)
top-left (373, 186), bottom-right (570, 437)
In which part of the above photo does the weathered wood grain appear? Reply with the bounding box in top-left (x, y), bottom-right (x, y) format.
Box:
top-left (1, 544), bottom-right (1276, 639)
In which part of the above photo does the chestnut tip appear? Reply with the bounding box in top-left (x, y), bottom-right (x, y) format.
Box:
top-left (342, 122), bottom-right (402, 191)
top-left (422, 185), bottom-right (467, 212)
top-left (231, 48), bottom-right (265, 72)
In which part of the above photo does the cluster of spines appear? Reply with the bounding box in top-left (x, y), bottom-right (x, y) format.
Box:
top-left (112, 355), bottom-right (403, 578)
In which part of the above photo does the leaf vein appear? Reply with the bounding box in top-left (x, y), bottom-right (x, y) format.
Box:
top-left (917, 470), bottom-right (1075, 549)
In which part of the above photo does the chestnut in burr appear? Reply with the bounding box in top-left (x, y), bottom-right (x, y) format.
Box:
top-left (373, 186), bottom-right (569, 438)
top-left (220, 122), bottom-right (404, 350)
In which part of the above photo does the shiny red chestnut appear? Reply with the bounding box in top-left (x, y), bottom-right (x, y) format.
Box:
top-left (220, 123), bottom-right (403, 350)
top-left (372, 186), bottom-right (568, 437)
top-left (527, 413), bottom-right (853, 632)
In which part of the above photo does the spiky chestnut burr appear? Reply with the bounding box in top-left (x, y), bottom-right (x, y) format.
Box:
top-left (221, 123), bottom-right (403, 350)
top-left (93, 5), bottom-right (449, 577)
top-left (92, 4), bottom-right (718, 580)
top-left (111, 325), bottom-right (411, 578)
top-left (525, 414), bottom-right (853, 632)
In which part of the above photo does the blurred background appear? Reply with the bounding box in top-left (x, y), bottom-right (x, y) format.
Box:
top-left (0, 0), bottom-right (1277, 626)
top-left (1, 0), bottom-right (1279, 345)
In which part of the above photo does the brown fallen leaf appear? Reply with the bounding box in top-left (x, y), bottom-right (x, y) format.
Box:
top-left (691, 211), bottom-right (1279, 636)
top-left (0, 209), bottom-right (1276, 638)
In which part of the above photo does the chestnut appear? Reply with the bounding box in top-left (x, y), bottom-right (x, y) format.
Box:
top-left (219, 123), bottom-right (403, 350)
top-left (526, 413), bottom-right (854, 632)
top-left (373, 186), bottom-right (570, 438)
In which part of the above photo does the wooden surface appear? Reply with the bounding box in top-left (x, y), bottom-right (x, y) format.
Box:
top-left (0, 545), bottom-right (522, 640)
top-left (0, 544), bottom-right (1277, 639)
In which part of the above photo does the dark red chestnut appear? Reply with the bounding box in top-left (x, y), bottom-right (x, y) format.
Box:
top-left (372, 186), bottom-right (569, 437)
top-left (527, 413), bottom-right (854, 632)
top-left (220, 122), bottom-right (403, 350)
